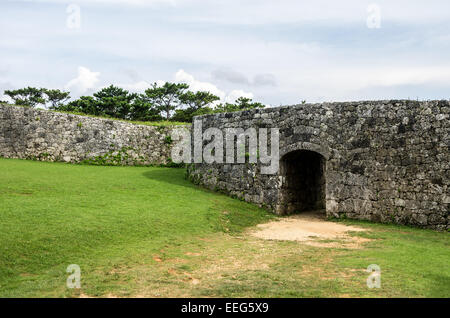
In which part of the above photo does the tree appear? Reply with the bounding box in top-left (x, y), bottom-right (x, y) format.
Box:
top-left (61, 96), bottom-right (97, 114)
top-left (93, 85), bottom-right (136, 119)
top-left (4, 87), bottom-right (45, 108)
top-left (181, 91), bottom-right (220, 111)
top-left (214, 97), bottom-right (265, 113)
top-left (225, 96), bottom-right (265, 111)
top-left (144, 82), bottom-right (189, 120)
top-left (234, 96), bottom-right (265, 110)
top-left (129, 94), bottom-right (162, 121)
top-left (173, 91), bottom-right (220, 122)
top-left (44, 89), bottom-right (70, 109)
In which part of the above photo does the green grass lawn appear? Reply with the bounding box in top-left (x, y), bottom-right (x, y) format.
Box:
top-left (0, 158), bottom-right (449, 297)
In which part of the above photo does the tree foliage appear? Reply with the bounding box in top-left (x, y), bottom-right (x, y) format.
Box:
top-left (92, 85), bottom-right (136, 119)
top-left (61, 96), bottom-right (97, 114)
top-left (172, 91), bottom-right (220, 122)
top-left (214, 97), bottom-right (265, 113)
top-left (4, 87), bottom-right (46, 108)
top-left (45, 89), bottom-right (71, 109)
top-left (144, 82), bottom-right (189, 120)
top-left (129, 95), bottom-right (162, 122)
top-left (2, 82), bottom-right (266, 122)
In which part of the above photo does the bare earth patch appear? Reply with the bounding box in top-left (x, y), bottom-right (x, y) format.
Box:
top-left (250, 211), bottom-right (371, 248)
top-left (75, 213), bottom-right (373, 298)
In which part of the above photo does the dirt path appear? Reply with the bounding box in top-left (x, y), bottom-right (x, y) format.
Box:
top-left (249, 211), bottom-right (370, 248)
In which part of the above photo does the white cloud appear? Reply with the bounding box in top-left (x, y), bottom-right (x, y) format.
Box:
top-left (0, 95), bottom-right (12, 103)
top-left (175, 69), bottom-right (225, 99)
top-left (65, 66), bottom-right (100, 94)
top-left (113, 70), bottom-right (254, 104)
top-left (174, 69), bottom-right (254, 104)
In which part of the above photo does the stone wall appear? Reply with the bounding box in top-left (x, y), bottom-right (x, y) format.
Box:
top-left (0, 105), bottom-right (188, 165)
top-left (186, 100), bottom-right (449, 230)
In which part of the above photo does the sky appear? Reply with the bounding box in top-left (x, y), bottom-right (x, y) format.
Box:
top-left (1, 0), bottom-right (449, 106)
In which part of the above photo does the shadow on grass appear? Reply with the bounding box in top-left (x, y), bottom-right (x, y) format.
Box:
top-left (142, 168), bottom-right (192, 187)
top-left (142, 168), bottom-right (234, 198)
top-left (141, 168), bottom-right (216, 194)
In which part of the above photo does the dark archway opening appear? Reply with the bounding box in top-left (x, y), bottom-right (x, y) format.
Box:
top-left (277, 150), bottom-right (326, 215)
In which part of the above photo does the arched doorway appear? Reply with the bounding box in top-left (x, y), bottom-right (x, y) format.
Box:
top-left (276, 150), bottom-right (326, 215)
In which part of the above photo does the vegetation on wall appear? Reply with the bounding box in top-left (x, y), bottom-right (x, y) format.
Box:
top-left (1, 82), bottom-right (266, 122)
